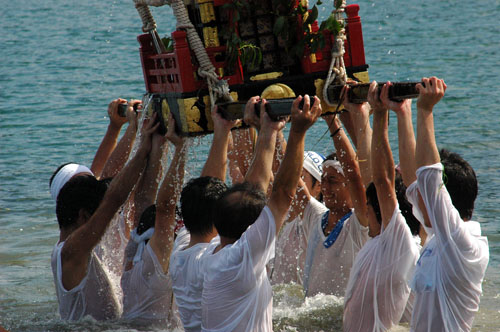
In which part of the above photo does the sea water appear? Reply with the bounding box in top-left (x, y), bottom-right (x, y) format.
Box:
top-left (1, 0), bottom-right (499, 331)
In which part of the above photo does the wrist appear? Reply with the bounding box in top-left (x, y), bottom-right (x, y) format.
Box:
top-left (108, 122), bottom-right (123, 132)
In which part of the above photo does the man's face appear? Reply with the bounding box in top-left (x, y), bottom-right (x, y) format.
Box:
top-left (320, 166), bottom-right (351, 211)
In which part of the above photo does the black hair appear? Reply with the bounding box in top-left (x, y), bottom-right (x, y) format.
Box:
top-left (366, 182), bottom-right (382, 225)
top-left (323, 152), bottom-right (338, 163)
top-left (213, 182), bottom-right (267, 240)
top-left (137, 204), bottom-right (156, 236)
top-left (365, 173), bottom-right (420, 235)
top-left (439, 149), bottom-right (477, 220)
top-left (395, 173), bottom-right (420, 235)
top-left (56, 174), bottom-right (107, 230)
top-left (49, 162), bottom-right (74, 188)
top-left (180, 176), bottom-right (228, 235)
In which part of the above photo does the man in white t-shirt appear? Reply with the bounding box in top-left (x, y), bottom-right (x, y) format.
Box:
top-left (201, 95), bottom-right (322, 332)
top-left (301, 113), bottom-right (370, 297)
top-left (343, 82), bottom-right (420, 331)
top-left (121, 115), bottom-right (185, 327)
top-left (169, 107), bottom-right (238, 331)
top-left (270, 150), bottom-right (325, 285)
top-left (407, 77), bottom-right (489, 331)
top-left (50, 112), bottom-right (159, 320)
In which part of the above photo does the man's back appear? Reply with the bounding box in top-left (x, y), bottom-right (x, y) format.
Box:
top-left (202, 206), bottom-right (275, 332)
top-left (51, 241), bottom-right (120, 321)
top-left (409, 165), bottom-right (489, 332)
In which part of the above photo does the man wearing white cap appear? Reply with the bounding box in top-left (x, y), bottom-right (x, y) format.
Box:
top-left (49, 113), bottom-right (159, 321)
top-left (299, 114), bottom-right (370, 298)
top-left (270, 151), bottom-right (325, 285)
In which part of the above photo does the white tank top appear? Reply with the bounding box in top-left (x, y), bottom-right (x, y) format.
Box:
top-left (51, 241), bottom-right (120, 320)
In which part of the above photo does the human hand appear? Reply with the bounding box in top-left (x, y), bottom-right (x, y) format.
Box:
top-left (341, 85), bottom-right (370, 121)
top-left (259, 99), bottom-right (286, 134)
top-left (212, 106), bottom-right (240, 134)
top-left (379, 82), bottom-right (412, 116)
top-left (108, 98), bottom-right (128, 128)
top-left (126, 99), bottom-right (142, 130)
top-left (138, 112), bottom-right (160, 156)
top-left (290, 95), bottom-right (322, 134)
top-left (367, 81), bottom-right (387, 114)
top-left (166, 113), bottom-right (185, 148)
top-left (416, 77), bottom-right (447, 112)
top-left (243, 96), bottom-right (261, 130)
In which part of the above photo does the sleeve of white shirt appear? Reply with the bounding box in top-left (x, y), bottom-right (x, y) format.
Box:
top-left (302, 198), bottom-right (328, 241)
top-left (244, 206), bottom-right (277, 275)
top-left (347, 209), bottom-right (369, 248)
top-left (416, 163), bottom-right (489, 284)
top-left (416, 164), bottom-right (481, 253)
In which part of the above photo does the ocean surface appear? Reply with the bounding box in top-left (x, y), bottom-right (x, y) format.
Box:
top-left (1, 0), bottom-right (499, 331)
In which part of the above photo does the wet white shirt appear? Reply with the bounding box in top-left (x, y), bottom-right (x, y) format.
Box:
top-left (343, 206), bottom-right (420, 332)
top-left (271, 198), bottom-right (327, 286)
top-left (51, 241), bottom-right (120, 321)
top-left (169, 227), bottom-right (219, 332)
top-left (303, 202), bottom-right (369, 297)
top-left (407, 164), bottom-right (489, 332)
top-left (201, 206), bottom-right (276, 332)
top-left (121, 243), bottom-right (179, 327)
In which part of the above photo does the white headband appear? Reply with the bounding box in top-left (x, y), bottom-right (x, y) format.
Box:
top-left (303, 151), bottom-right (325, 182)
top-left (50, 163), bottom-right (94, 201)
top-left (322, 160), bottom-right (344, 176)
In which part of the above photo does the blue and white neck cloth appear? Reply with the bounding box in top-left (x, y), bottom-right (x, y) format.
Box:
top-left (321, 210), bottom-right (353, 248)
top-left (130, 227), bottom-right (155, 264)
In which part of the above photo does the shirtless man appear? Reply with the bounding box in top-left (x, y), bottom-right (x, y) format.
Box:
top-left (201, 95), bottom-right (322, 331)
top-left (50, 113), bottom-right (159, 320)
top-left (407, 77), bottom-right (489, 331)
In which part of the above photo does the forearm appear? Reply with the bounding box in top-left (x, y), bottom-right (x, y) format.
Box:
top-left (416, 109), bottom-right (440, 168)
top-left (133, 147), bottom-right (164, 224)
top-left (201, 129), bottom-right (230, 180)
top-left (270, 130), bottom-right (306, 226)
top-left (272, 131), bottom-right (287, 175)
top-left (157, 145), bottom-right (185, 214)
top-left (352, 114), bottom-right (373, 187)
top-left (101, 124), bottom-right (137, 179)
top-left (91, 124), bottom-right (122, 179)
top-left (397, 111), bottom-right (417, 186)
top-left (245, 128), bottom-right (278, 192)
top-left (372, 111), bottom-right (396, 225)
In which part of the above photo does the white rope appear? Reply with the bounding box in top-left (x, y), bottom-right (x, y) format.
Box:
top-left (170, 0), bottom-right (232, 107)
top-left (135, 0), bottom-right (171, 7)
top-left (322, 0), bottom-right (348, 107)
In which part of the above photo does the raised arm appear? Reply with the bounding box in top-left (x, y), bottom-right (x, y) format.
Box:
top-left (243, 98), bottom-right (285, 193)
top-left (91, 99), bottom-right (128, 179)
top-left (149, 115), bottom-right (186, 273)
top-left (416, 77), bottom-right (447, 168)
top-left (324, 114), bottom-right (368, 227)
top-left (61, 115), bottom-right (159, 290)
top-left (342, 86), bottom-right (373, 187)
top-left (371, 84), bottom-right (397, 228)
top-left (268, 95), bottom-right (322, 233)
top-left (200, 106), bottom-right (239, 180)
top-left (132, 122), bottom-right (168, 228)
top-left (227, 128), bottom-right (255, 183)
top-left (377, 82), bottom-right (418, 186)
top-left (100, 100), bottom-right (142, 179)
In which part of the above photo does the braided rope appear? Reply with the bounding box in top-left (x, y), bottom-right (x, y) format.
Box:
top-left (322, 0), bottom-right (347, 107)
top-left (171, 0), bottom-right (232, 107)
top-left (135, 3), bottom-right (157, 33)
